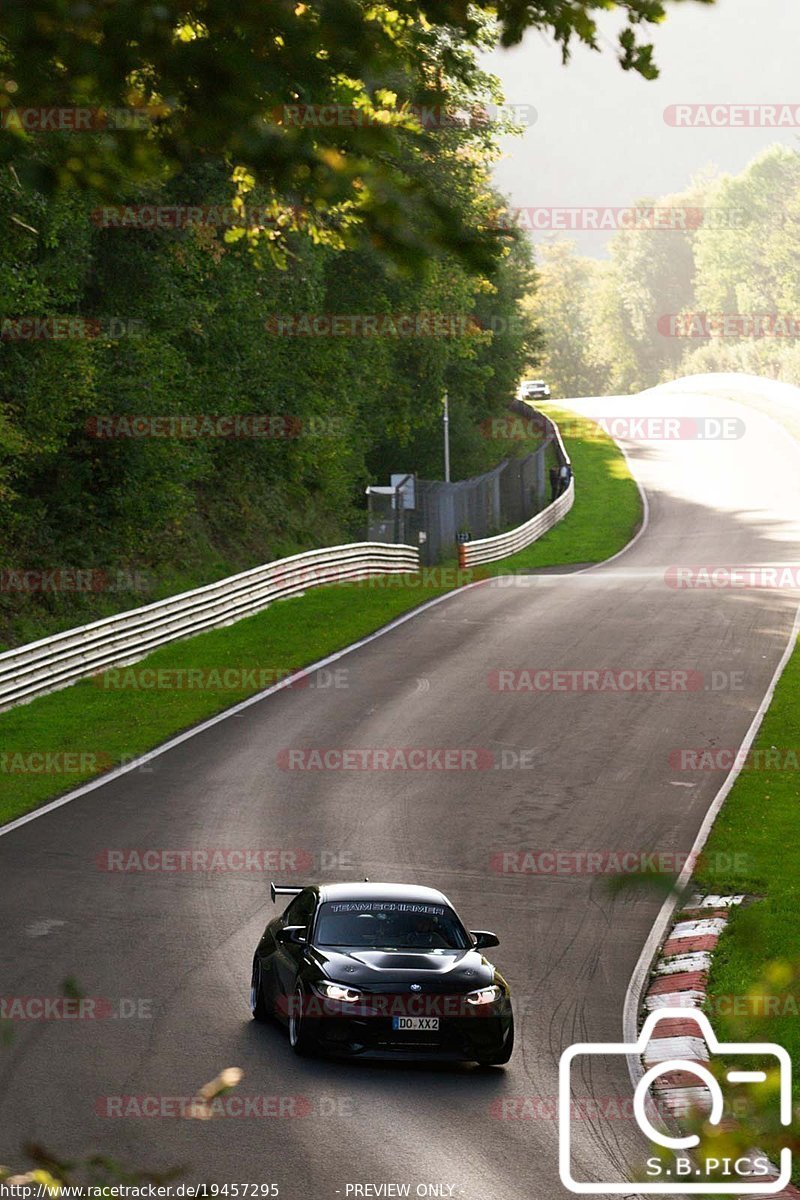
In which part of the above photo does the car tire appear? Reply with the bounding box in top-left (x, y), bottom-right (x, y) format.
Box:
top-left (250, 958), bottom-right (271, 1022)
top-left (288, 985), bottom-right (315, 1056)
top-left (475, 1020), bottom-right (514, 1066)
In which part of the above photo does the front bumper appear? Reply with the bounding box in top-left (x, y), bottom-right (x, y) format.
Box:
top-left (301, 995), bottom-right (513, 1061)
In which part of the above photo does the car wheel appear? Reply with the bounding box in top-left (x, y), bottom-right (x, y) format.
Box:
top-left (475, 1020), bottom-right (514, 1066)
top-left (288, 985), bottom-right (315, 1056)
top-left (250, 958), bottom-right (271, 1022)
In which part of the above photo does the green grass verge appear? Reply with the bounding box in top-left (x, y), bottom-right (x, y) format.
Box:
top-left (493, 403), bottom-right (642, 571)
top-left (693, 637), bottom-right (800, 1111)
top-left (0, 404), bottom-right (641, 826)
top-left (665, 384), bottom-right (800, 1138)
top-left (0, 423), bottom-right (548, 655)
top-left (642, 378), bottom-right (800, 1174)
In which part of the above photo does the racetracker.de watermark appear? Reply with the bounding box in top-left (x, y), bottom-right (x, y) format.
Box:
top-left (0, 316), bottom-right (145, 340)
top-left (490, 1095), bottom-right (671, 1120)
top-left (0, 106), bottom-right (165, 132)
top-left (85, 414), bottom-right (306, 439)
top-left (0, 996), bottom-right (152, 1020)
top-left (706, 993), bottom-right (800, 1017)
top-left (264, 313), bottom-right (483, 337)
top-left (669, 747), bottom-right (800, 771)
top-left (270, 102), bottom-right (536, 129)
top-left (235, 566), bottom-right (482, 592)
top-left (494, 206), bottom-right (756, 232)
top-left (275, 992), bottom-right (506, 1019)
top-left (487, 668), bottom-right (706, 692)
top-left (91, 666), bottom-right (348, 692)
top-left (590, 416), bottom-right (744, 440)
top-left (489, 850), bottom-right (750, 875)
top-left (489, 1093), bottom-right (760, 1119)
top-left (276, 747), bottom-right (536, 770)
top-left (0, 568), bottom-right (149, 593)
top-left (664, 103), bottom-right (800, 127)
top-left (659, 313), bottom-right (800, 337)
top-left (665, 564), bottom-right (800, 589)
top-left (482, 415), bottom-right (745, 441)
top-left (91, 203), bottom-right (309, 229)
top-left (0, 751), bottom-right (113, 775)
top-left (495, 206), bottom-right (703, 232)
top-left (481, 414), bottom-right (548, 440)
top-left (94, 848), bottom-right (323, 873)
top-left (95, 1094), bottom-right (313, 1119)
top-left (343, 567), bottom-right (483, 589)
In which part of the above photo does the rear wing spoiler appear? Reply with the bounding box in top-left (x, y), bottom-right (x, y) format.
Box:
top-left (270, 882), bottom-right (304, 903)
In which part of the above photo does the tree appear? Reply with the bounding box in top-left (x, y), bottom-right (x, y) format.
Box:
top-left (0, 1), bottom-right (717, 267)
top-left (593, 183), bottom-right (708, 392)
top-left (522, 240), bottom-right (608, 398)
top-left (679, 146), bottom-right (800, 384)
top-left (692, 145), bottom-right (800, 313)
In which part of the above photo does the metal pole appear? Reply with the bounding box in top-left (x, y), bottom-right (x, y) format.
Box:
top-left (443, 390), bottom-right (451, 483)
top-left (393, 473), bottom-right (412, 544)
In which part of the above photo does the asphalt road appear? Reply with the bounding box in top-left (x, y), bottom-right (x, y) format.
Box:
top-left (1, 378), bottom-right (799, 1199)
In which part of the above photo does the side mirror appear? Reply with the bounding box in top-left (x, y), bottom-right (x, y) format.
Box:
top-left (470, 930), bottom-right (499, 950)
top-left (277, 925), bottom-right (307, 946)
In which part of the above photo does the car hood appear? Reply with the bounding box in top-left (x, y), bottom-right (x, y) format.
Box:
top-left (310, 946), bottom-right (495, 991)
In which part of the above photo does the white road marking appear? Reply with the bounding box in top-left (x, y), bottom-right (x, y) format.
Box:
top-left (25, 919), bottom-right (65, 937)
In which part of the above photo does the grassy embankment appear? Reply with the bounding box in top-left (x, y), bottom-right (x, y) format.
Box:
top-left (0, 402), bottom-right (642, 826)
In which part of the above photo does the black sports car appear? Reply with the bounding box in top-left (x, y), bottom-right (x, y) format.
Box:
top-left (250, 881), bottom-right (514, 1064)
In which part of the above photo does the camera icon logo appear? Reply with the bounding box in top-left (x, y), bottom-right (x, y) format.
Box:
top-left (558, 1007), bottom-right (792, 1193)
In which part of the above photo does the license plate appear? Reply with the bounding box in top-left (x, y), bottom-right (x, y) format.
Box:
top-left (392, 1016), bottom-right (439, 1031)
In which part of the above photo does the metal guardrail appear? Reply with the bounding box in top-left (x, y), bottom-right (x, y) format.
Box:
top-left (508, 397), bottom-right (572, 468)
top-left (0, 542), bottom-right (420, 712)
top-left (458, 405), bottom-right (574, 567)
top-left (458, 479), bottom-right (574, 566)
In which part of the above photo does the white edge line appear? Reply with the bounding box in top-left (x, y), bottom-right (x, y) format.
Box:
top-left (570, 393), bottom-right (800, 1148)
top-left (622, 600), bottom-right (800, 1099)
top-left (2, 391), bottom-right (794, 1182)
top-left (0, 400), bottom-right (648, 843)
top-left (561, 398), bottom-right (798, 1189)
top-left (0, 581), bottom-right (490, 841)
top-left (530, 401), bottom-right (650, 578)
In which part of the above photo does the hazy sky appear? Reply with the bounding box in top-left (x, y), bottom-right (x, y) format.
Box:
top-left (483, 0), bottom-right (800, 257)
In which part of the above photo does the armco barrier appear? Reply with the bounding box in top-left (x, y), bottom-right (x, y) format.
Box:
top-left (0, 542), bottom-right (419, 712)
top-left (458, 479), bottom-right (574, 566)
top-left (459, 404), bottom-right (573, 567)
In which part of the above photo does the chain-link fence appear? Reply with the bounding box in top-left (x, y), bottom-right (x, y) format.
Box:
top-left (367, 404), bottom-right (558, 565)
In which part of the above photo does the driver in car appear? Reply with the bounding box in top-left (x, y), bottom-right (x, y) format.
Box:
top-left (403, 913), bottom-right (442, 948)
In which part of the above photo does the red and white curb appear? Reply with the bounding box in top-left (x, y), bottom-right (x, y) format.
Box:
top-left (642, 894), bottom-right (799, 1198)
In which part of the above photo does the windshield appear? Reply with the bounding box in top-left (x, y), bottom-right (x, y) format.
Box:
top-left (314, 900), bottom-right (470, 950)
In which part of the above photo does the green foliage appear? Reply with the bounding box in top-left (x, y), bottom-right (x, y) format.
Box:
top-left (692, 628), bottom-right (800, 1169)
top-left (595, 186), bottom-right (699, 392)
top-left (0, 397), bottom-right (640, 827)
top-left (0, 1), bottom-right (715, 266)
top-left (0, 0), bottom-right (709, 645)
top-left (0, 154), bottom-right (537, 648)
top-left (526, 146), bottom-right (800, 395)
top-left (522, 241), bottom-right (608, 397)
top-left (491, 403), bottom-right (642, 569)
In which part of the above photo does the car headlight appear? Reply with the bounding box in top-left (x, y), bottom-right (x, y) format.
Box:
top-left (314, 981), bottom-right (363, 1003)
top-left (465, 985), bottom-right (503, 1006)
